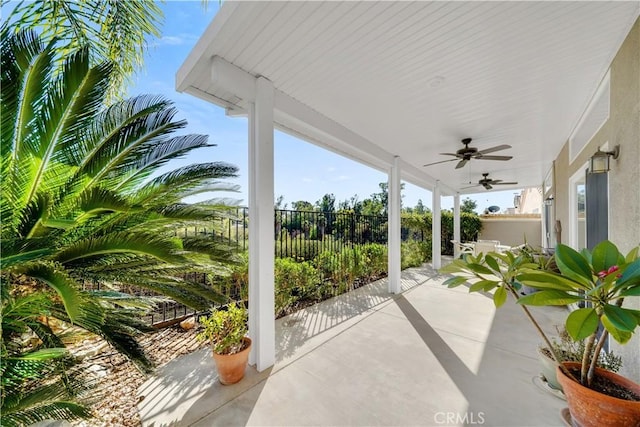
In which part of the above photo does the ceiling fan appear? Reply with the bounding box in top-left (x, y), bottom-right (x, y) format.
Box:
top-left (423, 138), bottom-right (512, 169)
top-left (464, 173), bottom-right (518, 190)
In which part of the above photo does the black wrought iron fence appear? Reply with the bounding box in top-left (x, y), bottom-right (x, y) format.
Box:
top-left (93, 207), bottom-right (429, 326)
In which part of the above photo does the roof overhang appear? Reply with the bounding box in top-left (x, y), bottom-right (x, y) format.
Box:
top-left (177, 1), bottom-right (640, 196)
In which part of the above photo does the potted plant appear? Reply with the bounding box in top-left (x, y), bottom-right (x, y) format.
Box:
top-left (538, 327), bottom-right (622, 392)
top-left (440, 240), bottom-right (640, 426)
top-left (197, 302), bottom-right (251, 385)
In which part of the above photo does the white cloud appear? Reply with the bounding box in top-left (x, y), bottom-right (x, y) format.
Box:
top-left (157, 34), bottom-right (199, 46)
top-left (333, 175), bottom-right (351, 181)
top-left (326, 166), bottom-right (337, 172)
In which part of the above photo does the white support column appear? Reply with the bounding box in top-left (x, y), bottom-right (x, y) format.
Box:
top-left (248, 77), bottom-right (275, 371)
top-left (432, 181), bottom-right (442, 269)
top-left (453, 193), bottom-right (461, 258)
top-left (388, 157), bottom-right (402, 294)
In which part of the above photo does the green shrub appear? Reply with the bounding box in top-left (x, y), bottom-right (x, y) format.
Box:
top-left (361, 243), bottom-right (388, 278)
top-left (197, 303), bottom-right (248, 354)
top-left (274, 258), bottom-right (320, 317)
top-left (401, 240), bottom-right (431, 269)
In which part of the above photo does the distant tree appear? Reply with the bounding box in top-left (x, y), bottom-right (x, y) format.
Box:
top-left (415, 199), bottom-right (427, 214)
top-left (275, 195), bottom-right (286, 209)
top-left (367, 182), bottom-right (405, 216)
top-left (361, 198), bottom-right (385, 216)
top-left (316, 193), bottom-right (336, 212)
top-left (461, 197), bottom-right (478, 214)
top-left (291, 200), bottom-right (314, 211)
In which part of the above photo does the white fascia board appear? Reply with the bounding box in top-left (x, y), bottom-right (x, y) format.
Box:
top-left (182, 86), bottom-right (240, 111)
top-left (176, 2), bottom-right (240, 93)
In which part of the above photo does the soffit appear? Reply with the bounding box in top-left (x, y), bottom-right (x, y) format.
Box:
top-left (178, 1), bottom-right (639, 194)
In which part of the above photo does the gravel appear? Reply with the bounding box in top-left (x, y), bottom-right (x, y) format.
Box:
top-left (72, 320), bottom-right (207, 427)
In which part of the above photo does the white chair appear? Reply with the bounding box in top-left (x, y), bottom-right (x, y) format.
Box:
top-left (474, 241), bottom-right (498, 256)
top-left (451, 240), bottom-right (474, 258)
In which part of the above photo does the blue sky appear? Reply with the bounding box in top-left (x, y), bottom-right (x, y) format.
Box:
top-left (6, 1), bottom-right (522, 213)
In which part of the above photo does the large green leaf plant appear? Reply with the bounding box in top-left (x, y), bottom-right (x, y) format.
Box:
top-left (1, 27), bottom-right (240, 424)
top-left (440, 241), bottom-right (640, 389)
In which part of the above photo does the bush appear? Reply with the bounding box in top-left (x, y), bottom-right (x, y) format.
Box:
top-left (360, 243), bottom-right (388, 278)
top-left (401, 240), bottom-right (431, 269)
top-left (274, 258), bottom-right (320, 317)
top-left (275, 233), bottom-right (341, 261)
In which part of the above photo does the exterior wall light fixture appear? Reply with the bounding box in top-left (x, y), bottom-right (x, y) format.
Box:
top-left (588, 145), bottom-right (620, 174)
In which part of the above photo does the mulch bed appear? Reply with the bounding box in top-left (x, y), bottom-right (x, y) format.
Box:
top-left (73, 321), bottom-right (207, 427)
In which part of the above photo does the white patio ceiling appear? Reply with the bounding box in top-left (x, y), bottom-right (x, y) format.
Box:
top-left (178, 1), bottom-right (639, 195)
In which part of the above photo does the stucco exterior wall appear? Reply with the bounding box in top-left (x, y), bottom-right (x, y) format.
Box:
top-left (478, 216), bottom-right (542, 248)
top-left (553, 18), bottom-right (640, 382)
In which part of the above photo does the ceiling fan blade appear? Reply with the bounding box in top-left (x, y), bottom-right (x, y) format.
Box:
top-left (455, 159), bottom-right (468, 169)
top-left (461, 184), bottom-right (480, 189)
top-left (476, 155), bottom-right (513, 161)
top-left (477, 144), bottom-right (511, 155)
top-left (490, 179), bottom-right (503, 184)
top-left (439, 153), bottom-right (459, 156)
top-left (423, 158), bottom-right (458, 167)
top-left (483, 184), bottom-right (493, 190)
top-left (493, 182), bottom-right (519, 185)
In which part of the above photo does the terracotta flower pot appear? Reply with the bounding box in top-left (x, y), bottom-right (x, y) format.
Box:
top-left (212, 337), bottom-right (252, 385)
top-left (556, 362), bottom-right (640, 427)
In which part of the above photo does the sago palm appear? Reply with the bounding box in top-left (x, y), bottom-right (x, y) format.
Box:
top-left (1, 27), bottom-right (240, 424)
top-left (2, 0), bottom-right (163, 101)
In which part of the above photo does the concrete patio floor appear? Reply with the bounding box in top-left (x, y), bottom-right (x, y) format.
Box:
top-left (137, 263), bottom-right (568, 426)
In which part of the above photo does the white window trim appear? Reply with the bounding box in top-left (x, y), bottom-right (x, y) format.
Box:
top-left (568, 164), bottom-right (588, 249)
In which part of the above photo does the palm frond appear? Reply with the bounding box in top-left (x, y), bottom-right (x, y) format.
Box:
top-left (55, 232), bottom-right (185, 265)
top-left (114, 134), bottom-right (212, 192)
top-left (20, 263), bottom-right (82, 323)
top-left (1, 29), bottom-right (54, 227)
top-left (25, 47), bottom-right (112, 207)
top-left (1, 401), bottom-right (92, 427)
top-left (153, 203), bottom-right (229, 222)
top-left (76, 187), bottom-right (135, 218)
top-left (80, 105), bottom-right (187, 190)
top-left (174, 182), bottom-right (242, 202)
top-left (0, 345), bottom-right (91, 427)
top-left (135, 163), bottom-right (239, 205)
top-left (93, 274), bottom-right (227, 309)
top-left (0, 248), bottom-right (53, 270)
top-left (49, 298), bottom-right (152, 372)
top-left (3, 0), bottom-right (163, 101)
